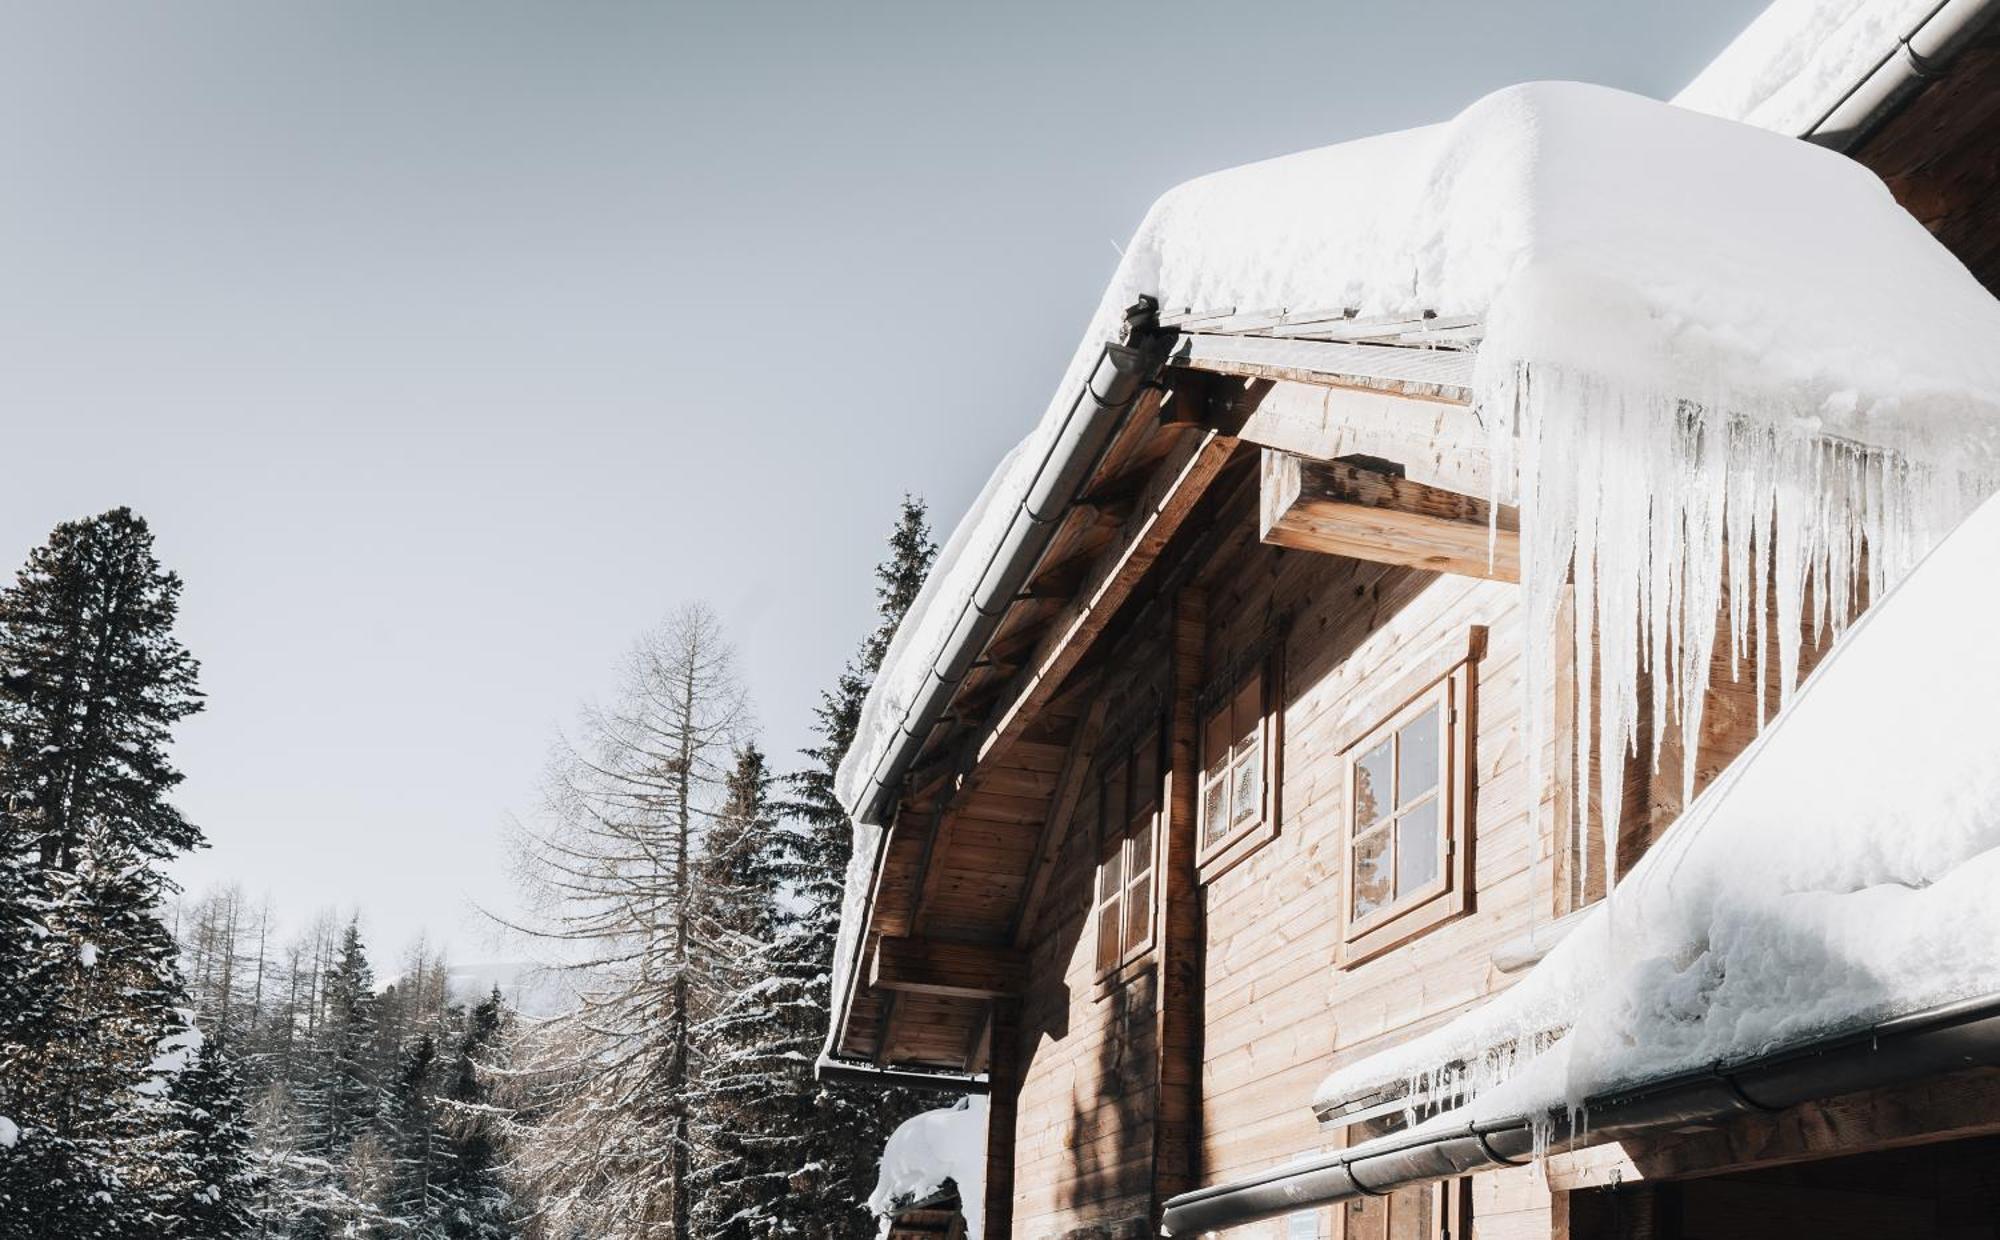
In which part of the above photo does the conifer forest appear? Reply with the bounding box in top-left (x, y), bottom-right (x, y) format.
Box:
top-left (0, 500), bottom-right (942, 1239)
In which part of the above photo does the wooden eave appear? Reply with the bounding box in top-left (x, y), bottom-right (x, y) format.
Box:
top-left (835, 313), bottom-right (1496, 1073)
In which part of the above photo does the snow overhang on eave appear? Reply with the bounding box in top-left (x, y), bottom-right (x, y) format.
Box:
top-left (1162, 991), bottom-right (2000, 1237)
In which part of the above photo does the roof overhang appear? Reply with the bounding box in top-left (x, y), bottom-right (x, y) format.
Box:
top-left (823, 312), bottom-right (1488, 1080)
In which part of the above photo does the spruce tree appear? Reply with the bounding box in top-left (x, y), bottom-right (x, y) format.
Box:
top-left (686, 745), bottom-right (791, 1239)
top-left (0, 506), bottom-right (203, 870)
top-left (166, 1038), bottom-right (261, 1238)
top-left (378, 1032), bottom-right (443, 1233)
top-left (0, 508), bottom-right (234, 1240)
top-left (432, 989), bottom-right (515, 1240)
top-left (764, 496), bottom-right (937, 1238)
top-left (313, 922), bottom-right (381, 1157)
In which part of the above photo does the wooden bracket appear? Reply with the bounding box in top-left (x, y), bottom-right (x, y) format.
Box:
top-left (1258, 448), bottom-right (1520, 581)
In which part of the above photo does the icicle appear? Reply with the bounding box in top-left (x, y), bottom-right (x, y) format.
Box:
top-left (1488, 363), bottom-right (1999, 899)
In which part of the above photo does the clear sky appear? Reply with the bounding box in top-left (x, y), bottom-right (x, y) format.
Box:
top-left (0, 0), bottom-right (1767, 959)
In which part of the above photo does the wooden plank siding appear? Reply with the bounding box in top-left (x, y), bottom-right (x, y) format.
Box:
top-left (998, 459), bottom-right (1571, 1237)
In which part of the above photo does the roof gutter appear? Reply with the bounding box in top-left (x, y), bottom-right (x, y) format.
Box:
top-left (845, 296), bottom-right (1174, 830)
top-left (1802, 0), bottom-right (2000, 151)
top-left (1161, 991), bottom-right (2000, 1236)
top-left (820, 299), bottom-right (1173, 1089)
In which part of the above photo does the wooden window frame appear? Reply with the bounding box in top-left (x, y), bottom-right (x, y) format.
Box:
top-left (1195, 645), bottom-right (1284, 881)
top-left (1093, 723), bottom-right (1162, 982)
top-left (1336, 628), bottom-right (1481, 967)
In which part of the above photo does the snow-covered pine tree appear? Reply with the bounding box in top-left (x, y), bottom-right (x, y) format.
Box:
top-left (312, 922), bottom-right (382, 1159)
top-left (431, 988), bottom-right (516, 1240)
top-left (685, 745), bottom-right (792, 1239)
top-left (764, 497), bottom-right (937, 1238)
top-left (377, 1032), bottom-right (444, 1233)
top-left (166, 1037), bottom-right (261, 1238)
top-left (0, 508), bottom-right (239, 1240)
top-left (262, 920), bottom-right (388, 1239)
top-left (504, 602), bottom-right (749, 1239)
top-left (0, 508), bottom-right (203, 870)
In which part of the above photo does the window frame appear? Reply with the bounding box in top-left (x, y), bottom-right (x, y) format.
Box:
top-left (1195, 645), bottom-right (1284, 881)
top-left (1336, 629), bottom-right (1481, 967)
top-left (1093, 723), bottom-right (1162, 981)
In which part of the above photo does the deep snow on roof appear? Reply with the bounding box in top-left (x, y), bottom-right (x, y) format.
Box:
top-left (1313, 481), bottom-right (2000, 1124)
top-left (828, 80), bottom-right (2000, 1057)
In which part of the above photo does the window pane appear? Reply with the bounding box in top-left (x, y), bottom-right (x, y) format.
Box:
top-left (1132, 731), bottom-right (1159, 815)
top-left (1098, 847), bottom-right (1121, 900)
top-left (1232, 670), bottom-right (1263, 741)
top-left (1354, 739), bottom-right (1393, 831)
top-left (1203, 776), bottom-right (1229, 844)
top-left (1123, 874), bottom-right (1151, 952)
top-left (1203, 706), bottom-right (1232, 785)
top-left (1396, 798), bottom-right (1440, 896)
top-left (1128, 819), bottom-right (1153, 877)
top-left (1096, 897), bottom-right (1122, 972)
top-left (1352, 829), bottom-right (1392, 919)
top-left (1102, 769), bottom-right (1126, 843)
top-left (1231, 741), bottom-right (1262, 826)
top-left (1398, 705), bottom-right (1441, 807)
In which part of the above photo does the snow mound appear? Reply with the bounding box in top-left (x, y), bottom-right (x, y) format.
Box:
top-left (1674, 0), bottom-right (1937, 135)
top-left (0, 1117), bottom-right (18, 1149)
top-left (1315, 481), bottom-right (2000, 1124)
top-left (868, 1095), bottom-right (987, 1240)
top-left (832, 81), bottom-right (2000, 1027)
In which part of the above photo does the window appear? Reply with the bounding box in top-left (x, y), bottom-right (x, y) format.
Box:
top-left (1196, 651), bottom-right (1280, 875)
top-left (1338, 632), bottom-right (1478, 965)
top-left (1094, 727), bottom-right (1160, 977)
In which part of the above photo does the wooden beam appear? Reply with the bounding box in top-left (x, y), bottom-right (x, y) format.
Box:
top-left (1172, 331), bottom-right (1474, 402)
top-left (870, 936), bottom-right (1027, 1000)
top-left (1228, 375), bottom-right (1496, 499)
top-left (984, 1000), bottom-right (1022, 1240)
top-left (1150, 585), bottom-right (1207, 1225)
top-left (1258, 449), bottom-right (1520, 581)
top-left (972, 428), bottom-right (1238, 770)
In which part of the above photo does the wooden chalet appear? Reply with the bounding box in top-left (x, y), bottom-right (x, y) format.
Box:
top-left (824, 6), bottom-right (2000, 1238)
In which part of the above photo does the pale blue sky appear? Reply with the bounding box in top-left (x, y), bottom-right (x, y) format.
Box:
top-left (0, 0), bottom-right (1766, 956)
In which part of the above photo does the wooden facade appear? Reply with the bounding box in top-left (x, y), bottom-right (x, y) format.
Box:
top-left (836, 24), bottom-right (2000, 1240)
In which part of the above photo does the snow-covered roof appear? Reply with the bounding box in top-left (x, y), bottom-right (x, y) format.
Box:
top-left (829, 79), bottom-right (2000, 1064)
top-left (1674, 0), bottom-right (1940, 135)
top-left (1313, 479), bottom-right (2000, 1126)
